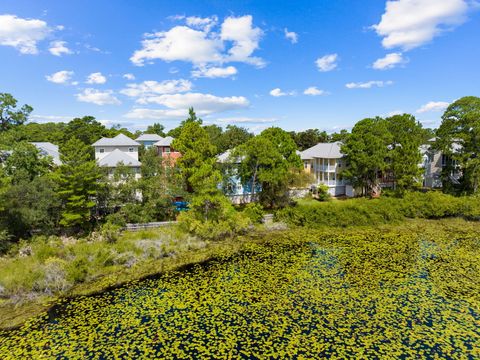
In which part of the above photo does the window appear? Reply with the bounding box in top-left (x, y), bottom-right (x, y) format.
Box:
top-left (99, 148), bottom-right (105, 153)
top-left (128, 147), bottom-right (134, 152)
top-left (165, 147), bottom-right (171, 153)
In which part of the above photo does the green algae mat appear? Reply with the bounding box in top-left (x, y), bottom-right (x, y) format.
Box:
top-left (1, 223), bottom-right (479, 359)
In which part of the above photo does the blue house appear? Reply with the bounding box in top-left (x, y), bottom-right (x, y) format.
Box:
top-left (217, 150), bottom-right (261, 204)
top-left (135, 134), bottom-right (164, 149)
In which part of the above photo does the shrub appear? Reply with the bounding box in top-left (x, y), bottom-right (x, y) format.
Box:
top-left (275, 192), bottom-right (478, 228)
top-left (100, 222), bottom-right (122, 243)
top-left (35, 258), bottom-right (71, 294)
top-left (316, 184), bottom-right (331, 202)
top-left (178, 194), bottom-right (251, 240)
top-left (0, 230), bottom-right (12, 254)
top-left (66, 257), bottom-right (89, 283)
top-left (242, 203), bottom-right (265, 224)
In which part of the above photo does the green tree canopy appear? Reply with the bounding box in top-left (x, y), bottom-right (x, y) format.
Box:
top-left (63, 116), bottom-right (111, 147)
top-left (385, 114), bottom-right (425, 193)
top-left (54, 137), bottom-right (102, 229)
top-left (436, 96), bottom-right (480, 193)
top-left (145, 123), bottom-right (166, 137)
top-left (0, 93), bottom-right (33, 132)
top-left (236, 127), bottom-right (302, 208)
top-left (167, 107), bottom-right (203, 139)
top-left (290, 129), bottom-right (329, 151)
top-left (341, 118), bottom-right (392, 196)
top-left (172, 110), bottom-right (219, 194)
top-left (0, 176), bottom-right (61, 239)
top-left (4, 142), bottom-right (53, 183)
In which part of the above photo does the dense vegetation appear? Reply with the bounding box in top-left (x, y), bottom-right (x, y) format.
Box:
top-left (276, 192), bottom-right (480, 228)
top-left (1, 220), bottom-right (478, 358)
top-left (1, 92), bottom-right (480, 341)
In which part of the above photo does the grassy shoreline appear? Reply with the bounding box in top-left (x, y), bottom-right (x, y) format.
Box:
top-left (0, 226), bottom-right (274, 330)
top-left (1, 192), bottom-right (479, 330)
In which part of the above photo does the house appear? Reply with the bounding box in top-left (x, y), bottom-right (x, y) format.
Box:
top-left (92, 133), bottom-right (141, 179)
top-left (31, 142), bottom-right (62, 166)
top-left (217, 149), bottom-right (259, 204)
top-left (300, 142), bottom-right (350, 196)
top-left (420, 139), bottom-right (462, 188)
top-left (0, 142), bottom-right (61, 166)
top-left (154, 136), bottom-right (181, 163)
top-left (135, 133), bottom-right (164, 149)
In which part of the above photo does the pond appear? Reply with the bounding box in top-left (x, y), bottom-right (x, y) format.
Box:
top-left (1, 228), bottom-right (479, 358)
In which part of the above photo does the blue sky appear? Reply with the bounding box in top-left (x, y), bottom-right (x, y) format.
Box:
top-left (1, 0), bottom-right (479, 133)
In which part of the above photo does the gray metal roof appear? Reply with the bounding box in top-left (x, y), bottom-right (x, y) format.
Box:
top-left (154, 136), bottom-right (173, 146)
top-left (31, 142), bottom-right (62, 165)
top-left (135, 133), bottom-right (164, 142)
top-left (97, 149), bottom-right (141, 167)
top-left (300, 142), bottom-right (343, 160)
top-left (92, 133), bottom-right (140, 147)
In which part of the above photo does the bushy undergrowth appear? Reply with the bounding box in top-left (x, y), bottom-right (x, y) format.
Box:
top-left (0, 227), bottom-right (204, 302)
top-left (178, 194), bottom-right (251, 240)
top-left (276, 192), bottom-right (480, 228)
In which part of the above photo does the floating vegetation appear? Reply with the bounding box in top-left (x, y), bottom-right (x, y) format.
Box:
top-left (0, 222), bottom-right (479, 358)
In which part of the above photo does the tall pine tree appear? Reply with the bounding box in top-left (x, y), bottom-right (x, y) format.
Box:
top-left (54, 137), bottom-right (102, 229)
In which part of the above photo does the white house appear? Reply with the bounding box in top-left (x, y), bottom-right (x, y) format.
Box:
top-left (300, 142), bottom-right (350, 196)
top-left (420, 139), bottom-right (462, 188)
top-left (92, 133), bottom-right (141, 179)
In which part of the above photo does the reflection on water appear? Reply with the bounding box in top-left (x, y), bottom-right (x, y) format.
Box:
top-left (1, 228), bottom-right (479, 359)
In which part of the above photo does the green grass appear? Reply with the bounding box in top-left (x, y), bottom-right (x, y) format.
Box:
top-left (0, 226), bottom-right (222, 329)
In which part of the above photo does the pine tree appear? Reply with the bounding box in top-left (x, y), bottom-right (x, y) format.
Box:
top-left (54, 137), bottom-right (102, 229)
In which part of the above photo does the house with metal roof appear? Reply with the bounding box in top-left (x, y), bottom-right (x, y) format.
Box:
top-left (216, 149), bottom-right (259, 204)
top-left (31, 142), bottom-right (62, 166)
top-left (92, 134), bottom-right (141, 178)
top-left (154, 136), bottom-right (181, 163)
top-left (135, 133), bottom-right (163, 148)
top-left (299, 142), bottom-right (349, 196)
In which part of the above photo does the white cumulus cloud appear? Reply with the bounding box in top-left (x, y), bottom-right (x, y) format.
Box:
top-left (124, 92), bottom-right (249, 120)
top-left (269, 88), bottom-right (295, 97)
top-left (345, 80), bottom-right (393, 89)
top-left (372, 0), bottom-right (471, 51)
top-left (416, 101), bottom-right (450, 113)
top-left (120, 79), bottom-right (193, 102)
top-left (214, 117), bottom-right (278, 124)
top-left (48, 40), bottom-right (72, 56)
top-left (220, 15), bottom-right (264, 67)
top-left (315, 54), bottom-right (338, 72)
top-left (131, 15), bottom-right (264, 69)
top-left (303, 86), bottom-right (327, 96)
top-left (191, 65), bottom-right (237, 78)
top-left (76, 89), bottom-right (121, 105)
top-left (131, 26), bottom-right (223, 66)
top-left (123, 73), bottom-right (135, 80)
top-left (123, 108), bottom-right (190, 120)
top-left (185, 16), bottom-right (218, 32)
top-left (136, 92), bottom-right (249, 113)
top-left (86, 72), bottom-right (107, 84)
top-left (46, 70), bottom-right (74, 84)
top-left (372, 52), bottom-right (407, 70)
top-left (0, 14), bottom-right (52, 54)
top-left (284, 28), bottom-right (298, 44)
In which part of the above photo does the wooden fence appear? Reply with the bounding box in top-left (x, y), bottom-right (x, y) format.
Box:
top-left (123, 214), bottom-right (274, 231)
top-left (123, 221), bottom-right (176, 231)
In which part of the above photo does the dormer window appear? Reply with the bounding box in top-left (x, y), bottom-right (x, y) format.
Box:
top-left (128, 147), bottom-right (134, 152)
top-left (99, 148), bottom-right (105, 153)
